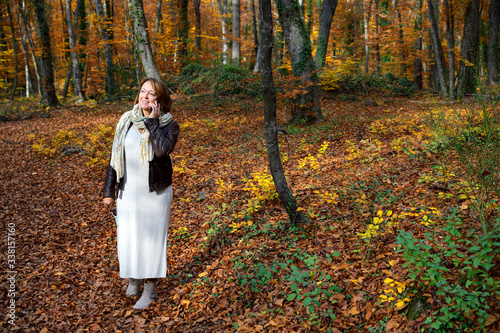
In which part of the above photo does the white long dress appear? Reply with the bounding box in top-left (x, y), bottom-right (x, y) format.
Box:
top-left (116, 125), bottom-right (172, 279)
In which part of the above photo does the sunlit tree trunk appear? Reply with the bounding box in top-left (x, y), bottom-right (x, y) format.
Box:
top-left (129, 0), bottom-right (161, 79)
top-left (259, 0), bottom-right (308, 225)
top-left (194, 0), bottom-right (202, 51)
top-left (487, 0), bottom-right (499, 85)
top-left (413, 0), bottom-right (423, 89)
top-left (443, 0), bottom-right (455, 100)
top-left (31, 0), bottom-right (59, 106)
top-left (17, 0), bottom-right (40, 97)
top-left (152, 0), bottom-right (162, 54)
top-left (362, 0), bottom-right (369, 73)
top-left (427, 0), bottom-right (447, 96)
top-left (216, 0), bottom-right (229, 64)
top-left (232, 0), bottom-right (241, 65)
top-left (65, 0), bottom-right (84, 101)
top-left (94, 0), bottom-right (116, 95)
top-left (314, 0), bottom-right (338, 68)
top-left (275, 0), bottom-right (324, 123)
top-left (456, 0), bottom-right (480, 97)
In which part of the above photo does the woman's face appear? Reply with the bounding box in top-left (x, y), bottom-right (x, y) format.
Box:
top-left (138, 81), bottom-right (159, 112)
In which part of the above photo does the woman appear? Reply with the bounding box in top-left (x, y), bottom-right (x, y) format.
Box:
top-left (103, 77), bottom-right (180, 309)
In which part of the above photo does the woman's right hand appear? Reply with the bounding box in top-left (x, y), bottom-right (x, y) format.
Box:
top-left (103, 197), bottom-right (115, 206)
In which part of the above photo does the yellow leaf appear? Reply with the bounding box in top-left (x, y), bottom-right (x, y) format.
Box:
top-left (384, 278), bottom-right (394, 284)
top-left (198, 271), bottom-right (208, 278)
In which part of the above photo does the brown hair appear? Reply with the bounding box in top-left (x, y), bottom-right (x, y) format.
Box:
top-left (134, 77), bottom-right (172, 113)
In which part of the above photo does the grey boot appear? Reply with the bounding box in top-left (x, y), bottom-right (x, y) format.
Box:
top-left (126, 278), bottom-right (141, 297)
top-left (133, 281), bottom-right (157, 309)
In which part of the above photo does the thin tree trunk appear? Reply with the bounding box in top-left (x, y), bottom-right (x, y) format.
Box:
top-left (456, 0), bottom-right (480, 96)
top-left (178, 0), bottom-right (189, 63)
top-left (194, 0), bottom-right (202, 51)
top-left (251, 0), bottom-right (259, 70)
top-left (487, 0), bottom-right (499, 85)
top-left (65, 0), bottom-right (84, 101)
top-left (375, 0), bottom-right (381, 74)
top-left (14, 2), bottom-right (33, 97)
top-left (413, 0), bottom-right (423, 89)
top-left (62, 61), bottom-right (72, 99)
top-left (5, 0), bottom-right (19, 100)
top-left (427, 0), bottom-right (447, 96)
top-left (314, 0), bottom-right (338, 68)
top-left (94, 0), bottom-right (116, 95)
top-left (129, 0), bottom-right (161, 79)
top-left (443, 0), bottom-right (455, 100)
top-left (216, 0), bottom-right (229, 64)
top-left (259, 0), bottom-right (308, 225)
top-left (232, 0), bottom-right (241, 65)
top-left (394, 0), bottom-right (405, 75)
top-left (152, 0), bottom-right (162, 54)
top-left (362, 0), bottom-right (369, 73)
top-left (31, 0), bottom-right (58, 106)
top-left (275, 0), bottom-right (324, 123)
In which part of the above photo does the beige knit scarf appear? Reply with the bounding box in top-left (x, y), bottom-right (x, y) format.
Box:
top-left (110, 104), bottom-right (172, 182)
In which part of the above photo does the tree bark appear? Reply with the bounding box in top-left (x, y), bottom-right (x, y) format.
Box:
top-left (5, 0), bottom-right (19, 100)
top-left (456, 0), bottom-right (480, 97)
top-left (394, 0), bottom-right (405, 75)
top-left (152, 0), bottom-right (163, 54)
top-left (375, 0), bottom-right (381, 74)
top-left (216, 0), bottom-right (229, 64)
top-left (314, 0), bottom-right (338, 68)
top-left (443, 0), bottom-right (455, 100)
top-left (362, 0), bottom-right (369, 73)
top-left (275, 0), bottom-right (324, 123)
top-left (31, 0), bottom-right (58, 106)
top-left (259, 0), bottom-right (308, 225)
top-left (487, 0), bottom-right (499, 85)
top-left (178, 0), bottom-right (189, 62)
top-left (413, 0), bottom-right (423, 89)
top-left (94, 0), bottom-right (116, 96)
top-left (194, 0), bottom-right (202, 51)
top-left (65, 0), bottom-right (85, 101)
top-left (232, 0), bottom-right (241, 65)
top-left (129, 0), bottom-right (161, 79)
top-left (251, 0), bottom-right (259, 71)
top-left (426, 0), bottom-right (447, 96)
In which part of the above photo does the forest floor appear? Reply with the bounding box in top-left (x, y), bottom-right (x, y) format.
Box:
top-left (1, 93), bottom-right (499, 332)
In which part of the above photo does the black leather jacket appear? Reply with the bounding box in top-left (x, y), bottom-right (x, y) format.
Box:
top-left (103, 117), bottom-right (180, 199)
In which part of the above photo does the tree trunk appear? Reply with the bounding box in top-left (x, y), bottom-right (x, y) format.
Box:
top-left (61, 61), bottom-right (72, 99)
top-left (31, 0), bottom-right (58, 106)
top-left (65, 0), bottom-right (85, 101)
top-left (232, 0), bottom-right (241, 65)
top-left (275, 0), bottom-right (324, 123)
top-left (94, 0), bottom-right (116, 96)
top-left (443, 0), bottom-right (455, 100)
top-left (152, 0), bottom-right (162, 54)
top-left (413, 0), bottom-right (422, 89)
top-left (216, 0), bottom-right (229, 64)
top-left (5, 0), bottom-right (19, 100)
top-left (362, 0), bottom-right (369, 73)
top-left (259, 0), bottom-right (308, 225)
top-left (14, 2), bottom-right (34, 97)
top-left (129, 0), bottom-right (161, 79)
top-left (251, 0), bottom-right (259, 71)
top-left (426, 0), bottom-right (447, 96)
top-left (394, 0), bottom-right (405, 75)
top-left (178, 0), bottom-right (189, 62)
top-left (314, 0), bottom-right (338, 68)
top-left (194, 0), bottom-right (202, 51)
top-left (456, 0), bottom-right (480, 97)
top-left (375, 0), bottom-right (381, 74)
top-left (487, 0), bottom-right (499, 85)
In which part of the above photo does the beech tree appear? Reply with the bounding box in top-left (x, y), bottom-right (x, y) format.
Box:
top-left (487, 0), bottom-right (499, 85)
top-left (32, 0), bottom-right (58, 106)
top-left (314, 0), bottom-right (338, 69)
top-left (94, 0), bottom-right (116, 96)
top-left (275, 0), bottom-right (324, 123)
top-left (232, 0), bottom-right (241, 65)
top-left (427, 0), bottom-right (448, 97)
top-left (65, 0), bottom-right (84, 101)
top-left (129, 0), bottom-right (161, 79)
top-left (259, 0), bottom-right (308, 224)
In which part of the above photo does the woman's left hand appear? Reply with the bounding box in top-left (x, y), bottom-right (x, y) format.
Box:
top-left (149, 101), bottom-right (161, 118)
